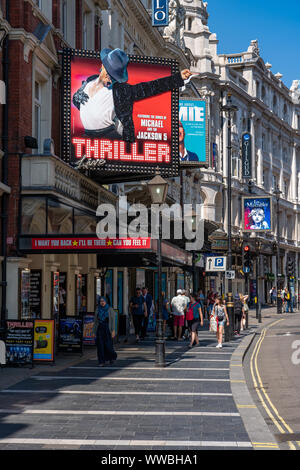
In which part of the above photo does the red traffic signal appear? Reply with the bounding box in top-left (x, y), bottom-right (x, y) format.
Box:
top-left (244, 245), bottom-right (250, 252)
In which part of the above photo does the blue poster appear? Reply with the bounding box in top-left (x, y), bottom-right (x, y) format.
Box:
top-left (152, 0), bottom-right (169, 27)
top-left (179, 99), bottom-right (207, 165)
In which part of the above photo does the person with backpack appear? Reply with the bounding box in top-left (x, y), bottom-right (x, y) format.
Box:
top-left (186, 293), bottom-right (203, 348)
top-left (212, 296), bottom-right (229, 348)
top-left (233, 293), bottom-right (244, 336)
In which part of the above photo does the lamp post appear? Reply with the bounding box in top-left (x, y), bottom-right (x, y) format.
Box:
top-left (273, 185), bottom-right (282, 313)
top-left (147, 172), bottom-right (169, 368)
top-left (255, 239), bottom-right (262, 323)
top-left (221, 94), bottom-right (238, 341)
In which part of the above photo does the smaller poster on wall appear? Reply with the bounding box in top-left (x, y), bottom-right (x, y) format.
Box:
top-left (83, 315), bottom-right (96, 346)
top-left (6, 320), bottom-right (34, 366)
top-left (58, 317), bottom-right (83, 354)
top-left (179, 98), bottom-right (208, 166)
top-left (242, 196), bottom-right (272, 232)
top-left (33, 320), bottom-right (55, 362)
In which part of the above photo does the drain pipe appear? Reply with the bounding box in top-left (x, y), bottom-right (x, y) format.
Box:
top-left (1, 0), bottom-right (10, 331)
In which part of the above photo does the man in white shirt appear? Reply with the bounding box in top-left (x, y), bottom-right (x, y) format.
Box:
top-left (171, 289), bottom-right (188, 340)
top-left (75, 66), bottom-right (123, 140)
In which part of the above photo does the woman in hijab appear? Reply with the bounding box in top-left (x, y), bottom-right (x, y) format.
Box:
top-left (93, 296), bottom-right (117, 366)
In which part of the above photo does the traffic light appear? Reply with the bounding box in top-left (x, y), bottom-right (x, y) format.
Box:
top-left (286, 257), bottom-right (294, 276)
top-left (243, 245), bottom-right (253, 273)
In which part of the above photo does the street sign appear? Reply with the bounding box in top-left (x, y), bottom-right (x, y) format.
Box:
top-left (152, 0), bottom-right (169, 27)
top-left (241, 132), bottom-right (252, 179)
top-left (205, 256), bottom-right (227, 272)
top-left (225, 270), bottom-right (235, 280)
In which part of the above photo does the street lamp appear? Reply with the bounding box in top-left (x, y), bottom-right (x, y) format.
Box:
top-left (273, 185), bottom-right (282, 313)
top-left (147, 172), bottom-right (169, 368)
top-left (221, 93), bottom-right (238, 341)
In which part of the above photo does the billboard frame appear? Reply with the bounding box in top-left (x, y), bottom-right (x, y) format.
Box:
top-left (61, 48), bottom-right (180, 181)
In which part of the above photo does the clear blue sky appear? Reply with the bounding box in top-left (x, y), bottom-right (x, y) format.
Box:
top-left (207, 0), bottom-right (300, 88)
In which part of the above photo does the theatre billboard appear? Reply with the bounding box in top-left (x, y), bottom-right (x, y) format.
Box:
top-left (62, 48), bottom-right (181, 181)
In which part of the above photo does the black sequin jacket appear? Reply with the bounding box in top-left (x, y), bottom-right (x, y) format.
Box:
top-left (72, 72), bottom-right (184, 143)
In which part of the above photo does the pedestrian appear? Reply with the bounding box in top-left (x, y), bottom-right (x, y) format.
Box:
top-left (93, 296), bottom-right (117, 367)
top-left (212, 296), bottom-right (229, 348)
top-left (198, 289), bottom-right (205, 313)
top-left (271, 287), bottom-right (277, 305)
top-left (207, 290), bottom-right (215, 319)
top-left (186, 293), bottom-right (204, 348)
top-left (129, 288), bottom-right (147, 343)
top-left (171, 289), bottom-right (188, 340)
top-left (181, 289), bottom-right (191, 340)
top-left (233, 293), bottom-right (244, 336)
top-left (239, 294), bottom-right (249, 331)
top-left (284, 288), bottom-right (293, 313)
top-left (141, 286), bottom-right (153, 339)
top-left (155, 291), bottom-right (169, 338)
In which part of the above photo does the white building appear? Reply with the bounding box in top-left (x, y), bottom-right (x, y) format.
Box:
top-left (176, 0), bottom-right (300, 303)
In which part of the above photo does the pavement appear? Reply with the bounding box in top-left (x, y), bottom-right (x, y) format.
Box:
top-left (0, 306), bottom-right (298, 451)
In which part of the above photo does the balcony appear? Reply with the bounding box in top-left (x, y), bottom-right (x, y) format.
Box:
top-left (21, 153), bottom-right (116, 210)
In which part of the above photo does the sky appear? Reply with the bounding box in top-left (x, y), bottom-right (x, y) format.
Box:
top-left (207, 0), bottom-right (300, 88)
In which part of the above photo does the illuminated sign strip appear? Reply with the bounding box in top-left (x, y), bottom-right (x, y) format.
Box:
top-left (31, 238), bottom-right (151, 250)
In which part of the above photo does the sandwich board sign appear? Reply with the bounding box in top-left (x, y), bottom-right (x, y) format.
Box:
top-left (205, 256), bottom-right (227, 272)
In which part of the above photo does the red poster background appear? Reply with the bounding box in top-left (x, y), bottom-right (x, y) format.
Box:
top-left (71, 56), bottom-right (172, 146)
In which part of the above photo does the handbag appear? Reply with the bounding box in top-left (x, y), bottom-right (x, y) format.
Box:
top-left (209, 314), bottom-right (218, 333)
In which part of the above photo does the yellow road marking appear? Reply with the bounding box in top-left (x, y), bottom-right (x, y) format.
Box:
top-left (250, 319), bottom-right (299, 450)
top-left (237, 405), bottom-right (257, 409)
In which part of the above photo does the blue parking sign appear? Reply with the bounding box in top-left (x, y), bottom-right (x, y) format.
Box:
top-left (152, 0), bottom-right (169, 27)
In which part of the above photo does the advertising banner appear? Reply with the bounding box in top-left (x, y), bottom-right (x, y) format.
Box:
top-left (179, 98), bottom-right (208, 166)
top-left (31, 237), bottom-right (151, 251)
top-left (29, 270), bottom-right (42, 319)
top-left (58, 317), bottom-right (83, 353)
top-left (241, 132), bottom-right (252, 178)
top-left (33, 320), bottom-right (55, 362)
top-left (83, 315), bottom-right (96, 346)
top-left (62, 49), bottom-right (180, 180)
top-left (242, 196), bottom-right (272, 232)
top-left (5, 321), bottom-right (34, 366)
top-left (152, 0), bottom-right (169, 27)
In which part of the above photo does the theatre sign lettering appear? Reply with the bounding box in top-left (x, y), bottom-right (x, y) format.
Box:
top-left (62, 48), bottom-right (181, 180)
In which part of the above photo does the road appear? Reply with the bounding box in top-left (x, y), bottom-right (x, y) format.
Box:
top-left (244, 313), bottom-right (300, 450)
top-left (0, 322), bottom-right (253, 451)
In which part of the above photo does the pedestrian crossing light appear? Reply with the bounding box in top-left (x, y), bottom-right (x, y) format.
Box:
top-left (243, 245), bottom-right (252, 273)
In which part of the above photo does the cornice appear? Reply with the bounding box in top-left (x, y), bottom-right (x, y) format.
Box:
top-left (9, 28), bottom-right (58, 67)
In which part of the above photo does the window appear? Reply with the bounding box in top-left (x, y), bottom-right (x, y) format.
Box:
top-left (34, 81), bottom-right (42, 151)
top-left (83, 10), bottom-right (88, 49)
top-left (21, 197), bottom-right (47, 234)
top-left (187, 17), bottom-right (193, 31)
top-left (262, 133), bottom-right (265, 151)
top-left (273, 94), bottom-right (277, 113)
top-left (61, 0), bottom-right (67, 37)
top-left (232, 151), bottom-right (240, 178)
top-left (261, 86), bottom-right (266, 100)
top-left (33, 63), bottom-right (52, 153)
top-left (47, 200), bottom-right (73, 234)
top-left (284, 180), bottom-right (289, 199)
top-left (272, 175), bottom-right (277, 191)
top-left (34, 0), bottom-right (52, 22)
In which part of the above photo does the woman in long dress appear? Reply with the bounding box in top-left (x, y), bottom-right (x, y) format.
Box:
top-left (93, 296), bottom-right (117, 366)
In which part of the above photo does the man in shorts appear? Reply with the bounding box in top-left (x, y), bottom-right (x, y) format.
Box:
top-left (171, 289), bottom-right (188, 340)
